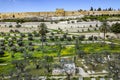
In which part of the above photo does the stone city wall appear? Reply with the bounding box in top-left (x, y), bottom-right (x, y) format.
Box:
top-left (0, 9), bottom-right (120, 19)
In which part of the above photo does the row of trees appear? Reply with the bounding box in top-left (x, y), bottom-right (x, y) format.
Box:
top-left (78, 7), bottom-right (120, 12)
top-left (90, 7), bottom-right (117, 11)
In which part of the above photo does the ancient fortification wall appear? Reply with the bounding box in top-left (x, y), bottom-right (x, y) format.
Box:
top-left (0, 9), bottom-right (120, 19)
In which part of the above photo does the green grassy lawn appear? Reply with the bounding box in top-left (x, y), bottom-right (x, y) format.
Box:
top-left (1, 42), bottom-right (120, 64)
top-left (80, 43), bottom-right (120, 53)
top-left (109, 39), bottom-right (120, 44)
top-left (0, 64), bottom-right (14, 75)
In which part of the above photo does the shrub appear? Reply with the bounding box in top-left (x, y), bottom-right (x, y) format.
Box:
top-left (28, 37), bottom-right (33, 41)
top-left (76, 50), bottom-right (85, 58)
top-left (18, 47), bottom-right (25, 53)
top-left (15, 29), bottom-right (20, 33)
top-left (28, 42), bottom-right (33, 46)
top-left (40, 37), bottom-right (46, 42)
top-left (72, 35), bottom-right (76, 39)
top-left (94, 36), bottom-right (98, 40)
top-left (60, 37), bottom-right (64, 41)
top-left (8, 42), bottom-right (14, 47)
top-left (28, 46), bottom-right (34, 51)
top-left (88, 36), bottom-right (93, 40)
top-left (11, 46), bottom-right (17, 52)
top-left (17, 38), bottom-right (23, 42)
top-left (0, 46), bottom-right (6, 50)
top-left (16, 24), bottom-right (21, 28)
top-left (34, 33), bottom-right (40, 37)
top-left (28, 33), bottom-right (33, 37)
top-left (0, 42), bottom-right (5, 46)
top-left (11, 37), bottom-right (16, 41)
top-left (9, 29), bottom-right (14, 33)
top-left (88, 28), bottom-right (90, 32)
top-left (9, 25), bottom-right (13, 28)
top-left (0, 39), bottom-right (5, 43)
top-left (55, 36), bottom-right (58, 40)
top-left (71, 21), bottom-right (75, 23)
top-left (82, 29), bottom-right (84, 32)
top-left (51, 32), bottom-right (54, 36)
top-left (49, 37), bottom-right (55, 41)
top-left (6, 33), bottom-right (10, 36)
top-left (63, 34), bottom-right (67, 39)
top-left (109, 43), bottom-right (115, 49)
top-left (17, 41), bottom-right (24, 46)
top-left (67, 37), bottom-right (72, 41)
top-left (4, 36), bottom-right (9, 41)
top-left (0, 49), bottom-right (5, 57)
top-left (20, 33), bottom-right (25, 37)
top-left (79, 35), bottom-right (85, 41)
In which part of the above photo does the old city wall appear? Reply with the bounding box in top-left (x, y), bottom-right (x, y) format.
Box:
top-left (0, 10), bottom-right (120, 19)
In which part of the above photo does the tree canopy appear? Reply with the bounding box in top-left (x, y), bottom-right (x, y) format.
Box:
top-left (111, 23), bottom-right (120, 33)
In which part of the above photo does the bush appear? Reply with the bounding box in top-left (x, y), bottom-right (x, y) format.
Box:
top-left (109, 43), bottom-right (115, 49)
top-left (77, 50), bottom-right (85, 58)
top-left (0, 46), bottom-right (6, 50)
top-left (28, 46), bottom-right (34, 51)
top-left (28, 37), bottom-right (33, 41)
top-left (36, 47), bottom-right (41, 51)
top-left (88, 28), bottom-right (90, 32)
top-left (8, 42), bottom-right (14, 47)
top-left (71, 21), bottom-right (75, 23)
top-left (50, 37), bottom-right (55, 41)
top-left (9, 25), bottom-right (13, 28)
top-left (6, 33), bottom-right (10, 36)
top-left (18, 47), bottom-right (25, 53)
top-left (17, 38), bottom-right (23, 42)
top-left (0, 42), bottom-right (5, 46)
top-left (94, 36), bottom-right (98, 40)
top-left (63, 34), bottom-right (67, 39)
top-left (9, 29), bottom-right (14, 33)
top-left (72, 35), bottom-right (76, 39)
top-left (17, 41), bottom-right (24, 46)
top-left (79, 35), bottom-right (85, 41)
top-left (0, 50), bottom-right (5, 57)
top-left (16, 24), bottom-right (21, 28)
top-left (40, 37), bottom-right (46, 42)
top-left (4, 36), bottom-right (9, 40)
top-left (0, 39), bottom-right (5, 42)
top-left (28, 42), bottom-right (33, 46)
top-left (11, 46), bottom-right (17, 52)
top-left (88, 36), bottom-right (93, 40)
top-left (15, 29), bottom-right (20, 33)
top-left (20, 33), bottom-right (25, 37)
top-left (34, 33), bottom-right (40, 37)
top-left (67, 37), bottom-right (72, 41)
top-left (55, 36), bottom-right (58, 40)
top-left (60, 37), bottom-right (64, 41)
top-left (11, 37), bottom-right (16, 41)
top-left (28, 33), bottom-right (33, 37)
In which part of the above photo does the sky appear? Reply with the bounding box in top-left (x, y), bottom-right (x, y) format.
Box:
top-left (0, 0), bottom-right (120, 12)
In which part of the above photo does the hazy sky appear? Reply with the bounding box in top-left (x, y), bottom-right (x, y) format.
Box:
top-left (0, 0), bottom-right (120, 12)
